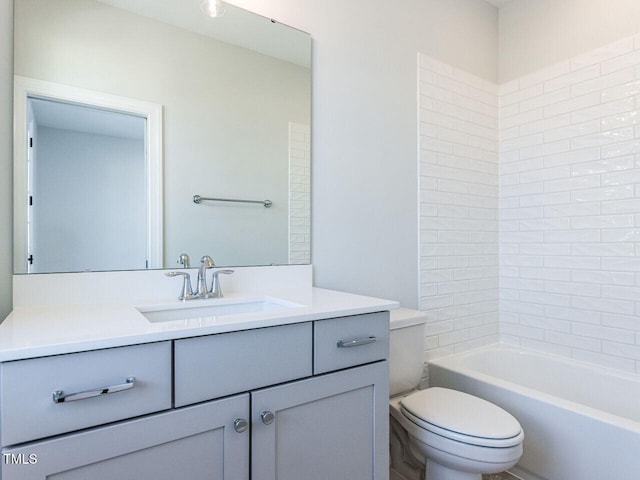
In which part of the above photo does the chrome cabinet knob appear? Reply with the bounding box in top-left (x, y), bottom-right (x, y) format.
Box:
top-left (233, 418), bottom-right (249, 433)
top-left (260, 410), bottom-right (275, 425)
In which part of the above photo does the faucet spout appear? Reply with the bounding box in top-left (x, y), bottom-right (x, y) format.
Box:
top-left (196, 255), bottom-right (215, 297)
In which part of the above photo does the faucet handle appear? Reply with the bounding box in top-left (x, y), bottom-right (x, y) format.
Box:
top-left (209, 269), bottom-right (234, 298)
top-left (165, 271), bottom-right (196, 301)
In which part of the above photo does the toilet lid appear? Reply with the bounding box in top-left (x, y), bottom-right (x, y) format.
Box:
top-left (400, 387), bottom-right (522, 441)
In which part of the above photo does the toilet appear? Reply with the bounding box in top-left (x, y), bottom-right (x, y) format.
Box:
top-left (389, 308), bottom-right (524, 480)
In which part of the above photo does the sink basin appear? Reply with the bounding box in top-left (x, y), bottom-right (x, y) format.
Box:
top-left (138, 296), bottom-right (302, 323)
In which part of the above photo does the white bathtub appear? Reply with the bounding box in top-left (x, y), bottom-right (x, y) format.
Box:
top-left (428, 344), bottom-right (640, 480)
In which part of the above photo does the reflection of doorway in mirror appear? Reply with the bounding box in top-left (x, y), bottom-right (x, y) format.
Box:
top-left (28, 98), bottom-right (147, 273)
top-left (288, 122), bottom-right (311, 264)
top-left (13, 76), bottom-right (163, 273)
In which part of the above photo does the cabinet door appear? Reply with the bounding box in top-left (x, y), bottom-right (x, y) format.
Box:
top-left (251, 361), bottom-right (389, 480)
top-left (2, 394), bottom-right (249, 480)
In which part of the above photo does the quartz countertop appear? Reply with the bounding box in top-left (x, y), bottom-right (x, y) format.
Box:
top-left (0, 287), bottom-right (398, 362)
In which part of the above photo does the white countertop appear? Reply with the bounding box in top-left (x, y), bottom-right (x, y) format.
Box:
top-left (0, 287), bottom-right (398, 362)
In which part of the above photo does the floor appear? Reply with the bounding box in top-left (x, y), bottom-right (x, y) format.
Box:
top-left (483, 473), bottom-right (521, 480)
top-left (391, 469), bottom-right (521, 480)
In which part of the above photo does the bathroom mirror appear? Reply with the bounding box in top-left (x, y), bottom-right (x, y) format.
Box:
top-left (13, 0), bottom-right (311, 274)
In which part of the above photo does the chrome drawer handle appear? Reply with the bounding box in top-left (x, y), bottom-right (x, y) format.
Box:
top-left (337, 336), bottom-right (377, 348)
top-left (52, 377), bottom-right (136, 403)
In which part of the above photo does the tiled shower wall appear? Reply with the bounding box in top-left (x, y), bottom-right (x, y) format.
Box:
top-left (418, 54), bottom-right (500, 361)
top-left (420, 34), bottom-right (640, 374)
top-left (499, 35), bottom-right (640, 374)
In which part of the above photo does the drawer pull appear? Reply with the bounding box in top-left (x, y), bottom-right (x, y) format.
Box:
top-left (52, 377), bottom-right (136, 403)
top-left (337, 336), bottom-right (377, 348)
top-left (261, 410), bottom-right (275, 425)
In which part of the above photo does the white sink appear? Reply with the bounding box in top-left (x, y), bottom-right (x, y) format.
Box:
top-left (138, 296), bottom-right (302, 323)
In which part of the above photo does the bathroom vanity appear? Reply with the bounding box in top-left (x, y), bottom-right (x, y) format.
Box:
top-left (0, 266), bottom-right (395, 479)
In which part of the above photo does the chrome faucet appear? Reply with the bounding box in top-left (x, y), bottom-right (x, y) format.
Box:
top-left (166, 254), bottom-right (218, 301)
top-left (209, 269), bottom-right (234, 298)
top-left (196, 255), bottom-right (215, 297)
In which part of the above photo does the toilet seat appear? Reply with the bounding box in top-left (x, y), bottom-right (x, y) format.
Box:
top-left (400, 387), bottom-right (524, 448)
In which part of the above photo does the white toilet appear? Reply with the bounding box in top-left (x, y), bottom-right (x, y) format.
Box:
top-left (389, 309), bottom-right (524, 480)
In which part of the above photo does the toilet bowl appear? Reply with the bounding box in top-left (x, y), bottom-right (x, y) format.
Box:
top-left (389, 309), bottom-right (524, 480)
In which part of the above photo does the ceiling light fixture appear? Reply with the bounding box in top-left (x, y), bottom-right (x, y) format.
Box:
top-left (201, 0), bottom-right (226, 17)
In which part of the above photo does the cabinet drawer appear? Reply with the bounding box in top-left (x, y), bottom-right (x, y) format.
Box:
top-left (314, 312), bottom-right (389, 374)
top-left (0, 342), bottom-right (172, 446)
top-left (174, 322), bottom-right (312, 407)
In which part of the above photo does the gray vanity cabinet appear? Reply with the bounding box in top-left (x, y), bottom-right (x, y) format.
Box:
top-left (251, 361), bottom-right (389, 480)
top-left (0, 312), bottom-right (390, 480)
top-left (1, 393), bottom-right (250, 480)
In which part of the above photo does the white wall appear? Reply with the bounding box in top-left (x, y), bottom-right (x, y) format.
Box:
top-left (499, 0), bottom-right (640, 82)
top-left (232, 0), bottom-right (498, 307)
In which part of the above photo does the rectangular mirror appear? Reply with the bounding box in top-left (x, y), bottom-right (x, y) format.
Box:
top-left (13, 0), bottom-right (311, 274)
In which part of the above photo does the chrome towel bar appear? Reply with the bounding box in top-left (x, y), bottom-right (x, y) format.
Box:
top-left (193, 195), bottom-right (272, 208)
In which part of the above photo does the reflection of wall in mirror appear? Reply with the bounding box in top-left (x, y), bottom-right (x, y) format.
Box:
top-left (32, 127), bottom-right (146, 272)
top-left (15, 0), bottom-right (311, 269)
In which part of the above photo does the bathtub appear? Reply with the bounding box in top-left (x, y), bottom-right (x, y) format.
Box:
top-left (428, 344), bottom-right (640, 480)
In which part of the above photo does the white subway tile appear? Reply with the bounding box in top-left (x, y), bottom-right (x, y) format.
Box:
top-left (570, 126), bottom-right (634, 150)
top-left (544, 92), bottom-right (600, 118)
top-left (545, 256), bottom-right (601, 270)
top-left (573, 67), bottom-right (635, 97)
top-left (602, 341), bottom-right (640, 360)
top-left (570, 156), bottom-right (635, 176)
top-left (602, 257), bottom-right (640, 271)
top-left (600, 78), bottom-right (640, 102)
top-left (601, 139), bottom-right (640, 158)
top-left (544, 201), bottom-right (601, 217)
top-left (570, 184), bottom-right (633, 202)
top-left (543, 229), bottom-right (600, 242)
top-left (501, 83), bottom-right (544, 107)
top-left (520, 166), bottom-right (571, 184)
top-left (570, 214), bottom-right (634, 229)
top-left (574, 270), bottom-right (636, 286)
top-left (545, 330), bottom-right (601, 351)
top-left (601, 49), bottom-right (640, 75)
top-left (544, 174), bottom-right (600, 193)
top-left (520, 88), bottom-right (571, 113)
top-left (520, 312), bottom-right (571, 331)
top-left (602, 313), bottom-right (640, 330)
top-left (519, 191), bottom-right (571, 207)
top-left (544, 64), bottom-right (600, 93)
top-left (572, 295), bottom-right (636, 315)
top-left (571, 243), bottom-right (635, 257)
top-left (571, 97), bottom-right (635, 124)
top-left (544, 305), bottom-right (602, 324)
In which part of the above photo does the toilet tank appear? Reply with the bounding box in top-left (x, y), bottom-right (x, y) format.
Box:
top-left (389, 308), bottom-right (427, 396)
